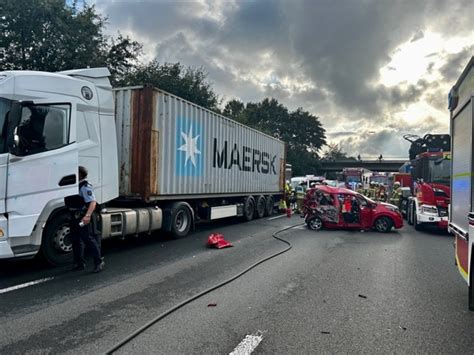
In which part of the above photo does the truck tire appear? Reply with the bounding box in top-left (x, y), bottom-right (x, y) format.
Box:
top-left (255, 195), bottom-right (266, 219)
top-left (469, 247), bottom-right (474, 311)
top-left (170, 204), bottom-right (193, 238)
top-left (265, 196), bottom-right (274, 216)
top-left (414, 209), bottom-right (423, 231)
top-left (243, 196), bottom-right (255, 221)
top-left (407, 202), bottom-right (414, 225)
top-left (41, 212), bottom-right (74, 266)
top-left (374, 216), bottom-right (393, 233)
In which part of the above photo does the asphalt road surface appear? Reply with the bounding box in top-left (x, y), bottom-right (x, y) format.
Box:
top-left (0, 214), bottom-right (473, 354)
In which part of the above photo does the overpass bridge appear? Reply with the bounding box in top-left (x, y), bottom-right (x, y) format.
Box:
top-left (319, 159), bottom-right (406, 174)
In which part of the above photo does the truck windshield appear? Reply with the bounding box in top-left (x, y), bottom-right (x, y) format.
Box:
top-left (429, 159), bottom-right (450, 185)
top-left (0, 98), bottom-right (12, 153)
top-left (346, 176), bottom-right (361, 183)
top-left (371, 176), bottom-right (388, 185)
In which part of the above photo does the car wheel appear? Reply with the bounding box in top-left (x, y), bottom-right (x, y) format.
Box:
top-left (307, 216), bottom-right (323, 231)
top-left (374, 216), bottom-right (393, 233)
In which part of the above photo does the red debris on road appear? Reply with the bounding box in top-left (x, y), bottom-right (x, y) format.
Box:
top-left (207, 233), bottom-right (233, 249)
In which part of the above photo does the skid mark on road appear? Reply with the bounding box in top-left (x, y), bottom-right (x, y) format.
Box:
top-left (0, 277), bottom-right (54, 294)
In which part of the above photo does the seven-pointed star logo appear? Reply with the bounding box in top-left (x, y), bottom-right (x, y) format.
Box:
top-left (178, 125), bottom-right (201, 167)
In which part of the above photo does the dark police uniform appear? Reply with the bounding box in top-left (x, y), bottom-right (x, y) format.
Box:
top-left (69, 180), bottom-right (102, 269)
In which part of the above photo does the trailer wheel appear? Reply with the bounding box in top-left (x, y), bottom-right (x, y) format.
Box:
top-left (170, 204), bottom-right (192, 238)
top-left (255, 195), bottom-right (266, 219)
top-left (469, 247), bottom-right (474, 311)
top-left (243, 196), bottom-right (255, 221)
top-left (265, 196), bottom-right (274, 216)
top-left (41, 212), bottom-right (74, 266)
top-left (374, 216), bottom-right (393, 233)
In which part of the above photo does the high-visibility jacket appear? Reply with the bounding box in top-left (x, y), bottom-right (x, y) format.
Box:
top-left (390, 187), bottom-right (402, 206)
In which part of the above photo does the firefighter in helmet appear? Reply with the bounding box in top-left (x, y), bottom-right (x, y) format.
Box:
top-left (367, 181), bottom-right (376, 199)
top-left (378, 184), bottom-right (387, 202)
top-left (295, 182), bottom-right (306, 213)
top-left (390, 181), bottom-right (402, 209)
top-left (374, 182), bottom-right (381, 201)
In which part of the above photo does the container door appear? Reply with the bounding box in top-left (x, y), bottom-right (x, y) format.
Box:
top-left (6, 103), bottom-right (78, 239)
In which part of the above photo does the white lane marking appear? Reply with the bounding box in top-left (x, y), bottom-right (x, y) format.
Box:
top-left (267, 214), bottom-right (286, 220)
top-left (229, 332), bottom-right (264, 355)
top-left (0, 277), bottom-right (54, 294)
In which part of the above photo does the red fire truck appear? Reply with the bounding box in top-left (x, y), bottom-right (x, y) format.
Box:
top-left (342, 168), bottom-right (371, 190)
top-left (403, 134), bottom-right (451, 230)
top-left (448, 56), bottom-right (474, 310)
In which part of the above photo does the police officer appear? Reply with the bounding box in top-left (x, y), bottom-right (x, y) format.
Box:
top-left (70, 166), bottom-right (104, 273)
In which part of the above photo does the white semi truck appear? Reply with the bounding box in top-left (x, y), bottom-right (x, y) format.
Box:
top-left (448, 56), bottom-right (474, 310)
top-left (0, 68), bottom-right (286, 265)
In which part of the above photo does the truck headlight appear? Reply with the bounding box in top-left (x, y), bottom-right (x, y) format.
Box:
top-left (420, 205), bottom-right (438, 215)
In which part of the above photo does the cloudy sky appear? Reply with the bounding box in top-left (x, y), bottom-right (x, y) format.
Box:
top-left (94, 0), bottom-right (473, 159)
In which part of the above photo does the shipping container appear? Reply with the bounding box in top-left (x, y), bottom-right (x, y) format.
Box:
top-left (114, 86), bottom-right (286, 201)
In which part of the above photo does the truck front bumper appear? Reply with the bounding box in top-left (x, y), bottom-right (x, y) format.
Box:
top-left (0, 239), bottom-right (14, 259)
top-left (417, 214), bottom-right (448, 229)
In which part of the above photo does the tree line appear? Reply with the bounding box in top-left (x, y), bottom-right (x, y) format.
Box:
top-left (0, 0), bottom-right (351, 176)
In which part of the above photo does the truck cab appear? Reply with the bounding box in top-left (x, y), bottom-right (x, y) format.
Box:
top-left (0, 68), bottom-right (118, 262)
top-left (401, 132), bottom-right (451, 231)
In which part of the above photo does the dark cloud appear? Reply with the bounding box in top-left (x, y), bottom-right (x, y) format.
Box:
top-left (328, 131), bottom-right (356, 138)
top-left (440, 46), bottom-right (474, 84)
top-left (377, 79), bottom-right (430, 108)
top-left (411, 29), bottom-right (424, 42)
top-left (95, 0), bottom-right (472, 157)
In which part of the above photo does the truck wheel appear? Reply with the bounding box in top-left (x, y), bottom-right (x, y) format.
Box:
top-left (469, 247), bottom-right (474, 311)
top-left (243, 196), bottom-right (255, 221)
top-left (170, 204), bottom-right (192, 238)
top-left (307, 216), bottom-right (323, 231)
top-left (414, 211), bottom-right (423, 231)
top-left (255, 195), bottom-right (266, 219)
top-left (41, 212), bottom-right (74, 266)
top-left (265, 196), bottom-right (274, 216)
top-left (374, 216), bottom-right (393, 233)
top-left (407, 202), bottom-right (414, 225)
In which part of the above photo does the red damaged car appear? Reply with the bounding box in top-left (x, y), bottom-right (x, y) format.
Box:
top-left (303, 185), bottom-right (403, 233)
